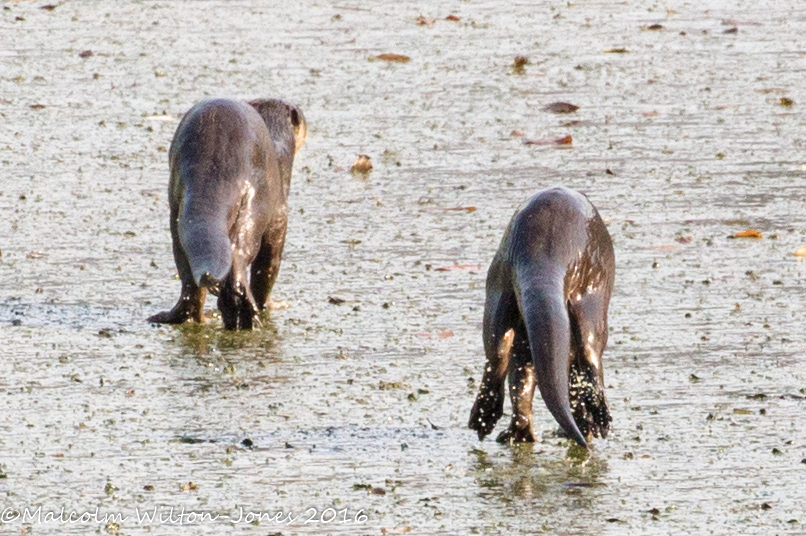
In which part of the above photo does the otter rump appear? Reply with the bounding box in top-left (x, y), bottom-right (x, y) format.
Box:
top-left (148, 98), bottom-right (306, 330)
top-left (468, 187), bottom-right (615, 447)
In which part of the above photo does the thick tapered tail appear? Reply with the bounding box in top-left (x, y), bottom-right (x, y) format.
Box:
top-left (178, 198), bottom-right (232, 290)
top-left (515, 269), bottom-right (588, 447)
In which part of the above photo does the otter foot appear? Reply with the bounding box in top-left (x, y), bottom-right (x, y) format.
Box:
top-left (569, 361), bottom-right (612, 439)
top-left (218, 277), bottom-right (258, 330)
top-left (148, 300), bottom-right (205, 324)
top-left (468, 388), bottom-right (505, 440)
top-left (496, 423), bottom-right (536, 445)
top-left (148, 309), bottom-right (188, 324)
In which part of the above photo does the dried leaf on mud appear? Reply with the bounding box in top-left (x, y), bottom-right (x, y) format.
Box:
top-left (350, 154), bottom-right (373, 173)
top-left (734, 229), bottom-right (762, 239)
top-left (524, 135), bottom-right (572, 146)
top-left (543, 101), bottom-right (579, 114)
top-left (375, 53), bottom-right (411, 63)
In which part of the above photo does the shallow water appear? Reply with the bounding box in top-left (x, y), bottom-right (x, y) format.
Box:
top-left (1, 0), bottom-right (805, 534)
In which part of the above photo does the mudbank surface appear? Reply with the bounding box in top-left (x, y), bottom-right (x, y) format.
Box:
top-left (1, 1), bottom-right (804, 534)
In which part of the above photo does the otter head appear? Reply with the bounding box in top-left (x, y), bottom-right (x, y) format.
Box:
top-left (249, 98), bottom-right (307, 155)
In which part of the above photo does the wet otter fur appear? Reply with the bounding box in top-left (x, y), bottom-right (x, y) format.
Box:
top-left (148, 97), bottom-right (306, 330)
top-left (468, 187), bottom-right (615, 447)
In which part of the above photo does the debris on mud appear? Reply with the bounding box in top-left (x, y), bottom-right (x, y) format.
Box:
top-left (732, 229), bottom-right (762, 239)
top-left (375, 53), bottom-right (410, 63)
top-left (350, 154), bottom-right (373, 173)
top-left (524, 135), bottom-right (572, 146)
top-left (543, 101), bottom-right (579, 114)
top-left (512, 55), bottom-right (529, 74)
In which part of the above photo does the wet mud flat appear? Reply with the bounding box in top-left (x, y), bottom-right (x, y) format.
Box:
top-left (1, 0), bottom-right (805, 534)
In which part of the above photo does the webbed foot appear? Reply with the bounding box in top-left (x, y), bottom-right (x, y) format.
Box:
top-left (469, 388), bottom-right (505, 440)
top-left (569, 361), bottom-right (612, 439)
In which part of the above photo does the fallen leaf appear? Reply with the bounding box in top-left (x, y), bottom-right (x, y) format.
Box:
top-left (523, 135), bottom-right (572, 146)
top-left (446, 14), bottom-right (461, 21)
top-left (79, 50), bottom-right (93, 58)
top-left (554, 135), bottom-right (572, 145)
top-left (350, 154), bottom-right (373, 173)
top-left (510, 129), bottom-right (525, 137)
top-left (512, 56), bottom-right (529, 74)
top-left (779, 97), bottom-right (794, 107)
top-left (416, 15), bottom-right (435, 26)
top-left (327, 296), bottom-right (345, 305)
top-left (376, 53), bottom-right (410, 63)
top-left (644, 23), bottom-right (664, 30)
top-left (734, 229), bottom-right (762, 239)
top-left (543, 101), bottom-right (579, 114)
top-left (723, 27), bottom-right (738, 34)
top-left (380, 527), bottom-right (411, 534)
top-left (29, 104), bottom-right (46, 110)
top-left (604, 47), bottom-right (629, 53)
top-left (40, 4), bottom-right (57, 10)
top-left (434, 263), bottom-right (481, 272)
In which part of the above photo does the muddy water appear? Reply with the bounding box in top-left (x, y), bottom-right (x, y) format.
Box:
top-left (1, 0), bottom-right (805, 534)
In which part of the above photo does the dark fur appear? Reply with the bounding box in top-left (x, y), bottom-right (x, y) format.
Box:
top-left (468, 187), bottom-right (615, 447)
top-left (148, 98), bottom-right (306, 330)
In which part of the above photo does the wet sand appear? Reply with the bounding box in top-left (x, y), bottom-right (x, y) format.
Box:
top-left (1, 1), bottom-right (805, 534)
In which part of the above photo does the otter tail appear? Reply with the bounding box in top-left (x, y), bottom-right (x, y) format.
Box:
top-left (178, 194), bottom-right (233, 290)
top-left (513, 265), bottom-right (588, 447)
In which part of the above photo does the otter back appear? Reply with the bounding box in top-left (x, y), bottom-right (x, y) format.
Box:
top-left (148, 97), bottom-right (306, 330)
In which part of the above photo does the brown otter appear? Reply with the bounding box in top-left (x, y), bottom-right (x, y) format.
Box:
top-left (148, 98), bottom-right (306, 330)
top-left (468, 187), bottom-right (615, 447)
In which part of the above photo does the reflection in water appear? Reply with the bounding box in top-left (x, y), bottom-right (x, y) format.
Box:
top-left (470, 441), bottom-right (608, 531)
top-left (171, 312), bottom-right (283, 359)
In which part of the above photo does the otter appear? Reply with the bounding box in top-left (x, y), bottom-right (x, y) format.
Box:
top-left (148, 97), bottom-right (306, 330)
top-left (468, 187), bottom-right (615, 447)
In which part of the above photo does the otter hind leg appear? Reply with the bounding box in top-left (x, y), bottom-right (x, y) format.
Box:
top-left (496, 324), bottom-right (537, 444)
top-left (567, 294), bottom-right (612, 439)
top-left (148, 242), bottom-right (207, 325)
top-left (469, 328), bottom-right (513, 440)
top-left (469, 287), bottom-right (519, 440)
top-left (217, 272), bottom-right (259, 330)
top-left (250, 227), bottom-right (286, 311)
